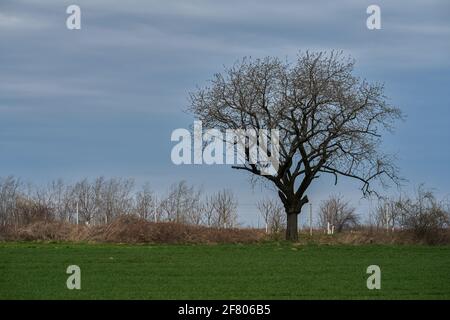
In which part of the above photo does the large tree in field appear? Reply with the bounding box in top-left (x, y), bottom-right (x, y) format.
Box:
top-left (188, 51), bottom-right (402, 241)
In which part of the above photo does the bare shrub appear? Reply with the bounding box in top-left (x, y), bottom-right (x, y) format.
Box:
top-left (81, 215), bottom-right (263, 244)
top-left (319, 195), bottom-right (359, 233)
top-left (396, 186), bottom-right (450, 244)
top-left (6, 221), bottom-right (73, 241)
top-left (2, 216), bottom-right (448, 245)
top-left (13, 197), bottom-right (54, 226)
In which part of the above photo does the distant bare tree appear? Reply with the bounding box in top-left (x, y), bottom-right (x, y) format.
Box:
top-left (13, 196), bottom-right (53, 225)
top-left (160, 181), bottom-right (203, 224)
top-left (202, 195), bottom-right (216, 227)
top-left (374, 198), bottom-right (402, 232)
top-left (71, 178), bottom-right (97, 225)
top-left (319, 195), bottom-right (359, 232)
top-left (48, 179), bottom-right (72, 222)
top-left (257, 198), bottom-right (285, 233)
top-left (134, 183), bottom-right (158, 221)
top-left (32, 180), bottom-right (73, 222)
top-left (97, 177), bottom-right (135, 224)
top-left (183, 187), bottom-right (203, 226)
top-left (210, 190), bottom-right (238, 228)
top-left (202, 190), bottom-right (238, 228)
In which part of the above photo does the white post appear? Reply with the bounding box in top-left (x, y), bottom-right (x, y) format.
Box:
top-left (309, 203), bottom-right (313, 236)
top-left (331, 225), bottom-right (335, 235)
top-left (76, 202), bottom-right (79, 225)
top-left (386, 203), bottom-right (390, 232)
top-left (327, 222), bottom-right (330, 235)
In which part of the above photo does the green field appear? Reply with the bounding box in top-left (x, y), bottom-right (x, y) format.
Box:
top-left (0, 242), bottom-right (449, 299)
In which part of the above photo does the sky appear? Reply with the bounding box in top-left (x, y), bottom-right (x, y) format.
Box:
top-left (1, 0), bottom-right (450, 226)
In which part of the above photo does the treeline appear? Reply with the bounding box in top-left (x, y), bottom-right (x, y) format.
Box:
top-left (258, 188), bottom-right (449, 242)
top-left (2, 176), bottom-right (449, 242)
top-left (314, 187), bottom-right (449, 242)
top-left (0, 176), bottom-right (238, 228)
top-left (369, 186), bottom-right (450, 239)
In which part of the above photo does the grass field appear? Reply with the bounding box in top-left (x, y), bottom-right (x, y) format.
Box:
top-left (0, 242), bottom-right (449, 299)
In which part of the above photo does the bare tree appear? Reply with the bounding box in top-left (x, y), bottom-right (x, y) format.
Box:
top-left (134, 183), bottom-right (158, 221)
top-left (0, 177), bottom-right (71, 227)
top-left (97, 177), bottom-right (135, 224)
top-left (374, 198), bottom-right (402, 232)
top-left (48, 179), bottom-right (72, 222)
top-left (32, 179), bottom-right (73, 222)
top-left (202, 195), bottom-right (216, 227)
top-left (201, 190), bottom-right (239, 228)
top-left (71, 178), bottom-right (97, 225)
top-left (257, 198), bottom-right (285, 233)
top-left (1, 177), bottom-right (223, 228)
top-left (0, 176), bottom-right (21, 226)
top-left (183, 187), bottom-right (203, 226)
top-left (189, 51), bottom-right (402, 240)
top-left (160, 181), bottom-right (203, 224)
top-left (319, 195), bottom-right (359, 233)
top-left (210, 190), bottom-right (238, 228)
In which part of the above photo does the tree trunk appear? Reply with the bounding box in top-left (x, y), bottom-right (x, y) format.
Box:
top-left (286, 212), bottom-right (299, 241)
top-left (279, 191), bottom-right (308, 241)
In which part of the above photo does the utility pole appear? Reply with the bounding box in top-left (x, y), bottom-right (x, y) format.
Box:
top-left (76, 202), bottom-right (79, 225)
top-left (309, 203), bottom-right (313, 236)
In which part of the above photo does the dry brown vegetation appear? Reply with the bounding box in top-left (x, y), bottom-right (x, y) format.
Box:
top-left (295, 228), bottom-right (450, 246)
top-left (0, 215), bottom-right (265, 244)
top-left (1, 215), bottom-right (449, 245)
top-left (1, 176), bottom-right (449, 245)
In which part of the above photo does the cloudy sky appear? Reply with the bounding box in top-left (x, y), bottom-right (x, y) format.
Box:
top-left (1, 0), bottom-right (449, 226)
